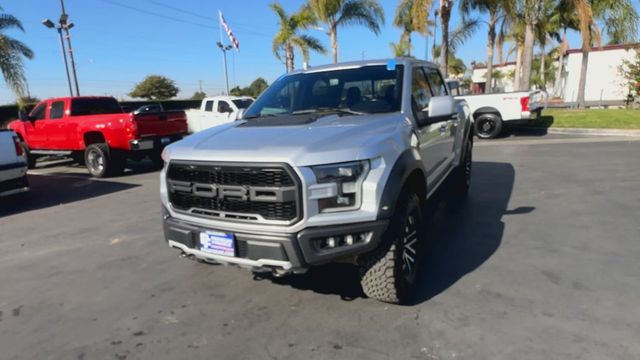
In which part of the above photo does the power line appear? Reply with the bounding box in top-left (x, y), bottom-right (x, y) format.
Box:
top-left (100, 0), bottom-right (271, 38)
top-left (147, 0), bottom-right (277, 33)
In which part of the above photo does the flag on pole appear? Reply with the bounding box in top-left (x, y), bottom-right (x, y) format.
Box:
top-left (219, 11), bottom-right (240, 51)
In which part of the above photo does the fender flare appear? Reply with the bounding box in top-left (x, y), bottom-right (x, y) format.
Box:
top-left (376, 149), bottom-right (427, 220)
top-left (473, 106), bottom-right (502, 120)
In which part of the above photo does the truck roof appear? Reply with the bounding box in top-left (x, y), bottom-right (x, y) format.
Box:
top-left (289, 58), bottom-right (440, 75)
top-left (201, 95), bottom-right (254, 102)
top-left (39, 96), bottom-right (116, 103)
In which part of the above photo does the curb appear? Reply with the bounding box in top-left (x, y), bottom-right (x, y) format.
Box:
top-left (518, 127), bottom-right (640, 137)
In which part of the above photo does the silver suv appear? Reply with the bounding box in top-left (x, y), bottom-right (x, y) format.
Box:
top-left (160, 58), bottom-right (473, 304)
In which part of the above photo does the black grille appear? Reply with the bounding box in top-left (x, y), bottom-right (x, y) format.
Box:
top-left (168, 164), bottom-right (294, 187)
top-left (167, 162), bottom-right (300, 223)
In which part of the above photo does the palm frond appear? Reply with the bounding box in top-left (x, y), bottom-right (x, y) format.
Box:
top-left (0, 14), bottom-right (24, 32)
top-left (337, 0), bottom-right (385, 34)
top-left (449, 18), bottom-right (479, 53)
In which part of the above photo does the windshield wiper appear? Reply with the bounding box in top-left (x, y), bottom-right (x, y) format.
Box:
top-left (292, 108), bottom-right (366, 116)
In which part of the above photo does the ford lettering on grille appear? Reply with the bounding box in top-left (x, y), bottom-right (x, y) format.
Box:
top-left (168, 181), bottom-right (296, 203)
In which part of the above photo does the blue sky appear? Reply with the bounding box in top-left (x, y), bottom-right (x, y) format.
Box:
top-left (1, 0), bottom-right (639, 104)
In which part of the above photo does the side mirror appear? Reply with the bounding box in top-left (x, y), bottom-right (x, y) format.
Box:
top-left (236, 108), bottom-right (245, 120)
top-left (18, 109), bottom-right (29, 121)
top-left (428, 96), bottom-right (455, 120)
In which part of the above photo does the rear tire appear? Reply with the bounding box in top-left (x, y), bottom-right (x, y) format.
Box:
top-left (358, 191), bottom-right (423, 304)
top-left (474, 113), bottom-right (502, 139)
top-left (84, 143), bottom-right (125, 178)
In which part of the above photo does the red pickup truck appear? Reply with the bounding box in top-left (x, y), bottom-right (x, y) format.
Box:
top-left (9, 96), bottom-right (187, 177)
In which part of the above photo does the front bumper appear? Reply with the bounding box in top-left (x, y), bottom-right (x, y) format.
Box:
top-left (163, 208), bottom-right (389, 272)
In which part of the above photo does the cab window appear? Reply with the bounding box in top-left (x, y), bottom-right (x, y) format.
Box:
top-left (204, 100), bottom-right (214, 112)
top-left (49, 101), bottom-right (65, 119)
top-left (424, 68), bottom-right (448, 96)
top-left (30, 103), bottom-right (47, 120)
top-left (411, 67), bottom-right (432, 124)
top-left (217, 101), bottom-right (232, 113)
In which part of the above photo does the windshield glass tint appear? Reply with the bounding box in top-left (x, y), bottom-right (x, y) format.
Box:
top-left (244, 65), bottom-right (404, 118)
top-left (232, 99), bottom-right (254, 109)
top-left (71, 98), bottom-right (123, 116)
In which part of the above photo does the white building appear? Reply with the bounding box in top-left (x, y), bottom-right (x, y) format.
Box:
top-left (470, 43), bottom-right (639, 104)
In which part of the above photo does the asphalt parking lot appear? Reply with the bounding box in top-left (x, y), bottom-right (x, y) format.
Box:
top-left (1, 134), bottom-right (639, 360)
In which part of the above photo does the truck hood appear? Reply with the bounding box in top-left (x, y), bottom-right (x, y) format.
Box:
top-left (169, 112), bottom-right (406, 166)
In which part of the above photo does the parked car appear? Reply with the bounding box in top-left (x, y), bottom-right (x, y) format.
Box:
top-left (9, 96), bottom-right (188, 178)
top-left (447, 79), bottom-right (547, 139)
top-left (133, 103), bottom-right (164, 115)
top-left (160, 58), bottom-right (474, 304)
top-left (0, 130), bottom-right (29, 197)
top-left (185, 96), bottom-right (254, 133)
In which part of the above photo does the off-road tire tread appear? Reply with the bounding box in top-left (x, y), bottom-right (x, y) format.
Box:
top-left (359, 192), bottom-right (421, 304)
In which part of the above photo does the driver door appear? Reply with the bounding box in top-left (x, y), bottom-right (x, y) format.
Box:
top-left (411, 66), bottom-right (449, 185)
top-left (23, 103), bottom-right (48, 149)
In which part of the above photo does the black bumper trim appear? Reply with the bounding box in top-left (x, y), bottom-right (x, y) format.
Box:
top-left (162, 210), bottom-right (389, 269)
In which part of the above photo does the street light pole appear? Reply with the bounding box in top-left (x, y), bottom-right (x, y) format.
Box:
top-left (42, 19), bottom-right (73, 96)
top-left (59, 0), bottom-right (80, 96)
top-left (217, 42), bottom-right (232, 95)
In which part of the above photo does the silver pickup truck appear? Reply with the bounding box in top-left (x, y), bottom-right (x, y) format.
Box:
top-left (160, 58), bottom-right (473, 304)
top-left (0, 129), bottom-right (29, 197)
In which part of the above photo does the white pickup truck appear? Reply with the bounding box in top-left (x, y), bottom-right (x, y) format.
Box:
top-left (447, 80), bottom-right (547, 139)
top-left (185, 96), bottom-right (254, 133)
top-left (0, 129), bottom-right (29, 197)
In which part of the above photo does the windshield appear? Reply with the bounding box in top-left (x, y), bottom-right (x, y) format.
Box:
top-left (232, 99), bottom-right (254, 109)
top-left (71, 98), bottom-right (123, 116)
top-left (244, 65), bottom-right (404, 119)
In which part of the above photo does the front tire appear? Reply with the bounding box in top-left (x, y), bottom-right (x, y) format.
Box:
top-left (358, 191), bottom-right (423, 304)
top-left (84, 143), bottom-right (125, 178)
top-left (474, 113), bottom-right (502, 139)
top-left (22, 143), bottom-right (37, 169)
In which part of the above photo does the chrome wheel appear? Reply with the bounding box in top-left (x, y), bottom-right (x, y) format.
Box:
top-left (87, 149), bottom-right (104, 174)
top-left (401, 214), bottom-right (418, 282)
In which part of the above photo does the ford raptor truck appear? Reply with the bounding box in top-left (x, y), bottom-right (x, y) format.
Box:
top-left (160, 59), bottom-right (474, 304)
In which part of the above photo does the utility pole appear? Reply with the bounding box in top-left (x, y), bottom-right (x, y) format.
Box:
top-left (59, 0), bottom-right (80, 96)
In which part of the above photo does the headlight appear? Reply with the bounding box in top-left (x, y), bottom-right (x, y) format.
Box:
top-left (311, 160), bottom-right (369, 212)
top-left (161, 146), bottom-right (170, 163)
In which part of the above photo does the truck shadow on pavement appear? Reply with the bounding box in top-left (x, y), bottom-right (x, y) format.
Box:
top-left (501, 115), bottom-right (555, 138)
top-left (0, 173), bottom-right (139, 217)
top-left (261, 161), bottom-right (529, 305)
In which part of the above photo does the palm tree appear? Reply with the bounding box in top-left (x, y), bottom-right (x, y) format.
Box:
top-left (592, 0), bottom-right (639, 45)
top-left (438, 0), bottom-right (454, 78)
top-left (534, 0), bottom-right (561, 90)
top-left (461, 0), bottom-right (514, 93)
top-left (389, 41), bottom-right (410, 57)
top-left (571, 0), bottom-right (638, 107)
top-left (270, 2), bottom-right (326, 72)
top-left (393, 0), bottom-right (435, 57)
top-left (308, 0), bottom-right (384, 64)
top-left (518, 0), bottom-right (545, 91)
top-left (0, 6), bottom-right (33, 105)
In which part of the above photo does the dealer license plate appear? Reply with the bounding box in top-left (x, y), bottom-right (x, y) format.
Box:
top-left (199, 231), bottom-right (235, 257)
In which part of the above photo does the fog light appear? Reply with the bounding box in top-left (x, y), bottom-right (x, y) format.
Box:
top-left (345, 234), bottom-right (354, 245)
top-left (327, 237), bottom-right (336, 248)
